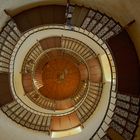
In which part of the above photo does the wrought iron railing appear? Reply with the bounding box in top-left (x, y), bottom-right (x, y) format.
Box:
top-left (0, 19), bottom-right (117, 136)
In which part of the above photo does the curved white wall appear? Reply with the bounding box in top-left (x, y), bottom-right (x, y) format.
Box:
top-left (7, 26), bottom-right (113, 140)
top-left (12, 26), bottom-right (111, 113)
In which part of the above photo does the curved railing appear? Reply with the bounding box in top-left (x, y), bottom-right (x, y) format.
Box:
top-left (22, 34), bottom-right (101, 108)
top-left (0, 15), bottom-right (117, 136)
top-left (0, 19), bottom-right (21, 73)
top-left (32, 48), bottom-right (90, 109)
top-left (22, 48), bottom-right (90, 111)
top-left (11, 26), bottom-right (103, 115)
top-left (6, 24), bottom-right (112, 134)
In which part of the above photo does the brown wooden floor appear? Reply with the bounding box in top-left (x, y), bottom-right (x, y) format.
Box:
top-left (37, 52), bottom-right (81, 100)
top-left (79, 57), bottom-right (102, 83)
top-left (51, 112), bottom-right (80, 131)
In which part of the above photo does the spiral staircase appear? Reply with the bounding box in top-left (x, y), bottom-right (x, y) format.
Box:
top-left (0, 2), bottom-right (140, 140)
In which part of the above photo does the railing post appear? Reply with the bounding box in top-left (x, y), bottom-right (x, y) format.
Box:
top-left (4, 9), bottom-right (12, 18)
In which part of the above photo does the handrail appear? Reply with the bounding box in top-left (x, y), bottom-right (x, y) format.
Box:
top-left (20, 36), bottom-right (94, 113)
top-left (31, 48), bottom-right (90, 108)
top-left (0, 22), bottom-right (117, 136)
top-left (9, 25), bottom-right (104, 115)
top-left (10, 25), bottom-right (115, 110)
